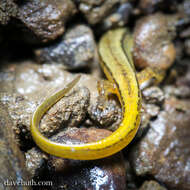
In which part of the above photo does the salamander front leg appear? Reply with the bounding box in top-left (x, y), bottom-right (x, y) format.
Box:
top-left (97, 80), bottom-right (118, 99)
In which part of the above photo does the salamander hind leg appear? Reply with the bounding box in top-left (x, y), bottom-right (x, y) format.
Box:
top-left (137, 67), bottom-right (165, 90)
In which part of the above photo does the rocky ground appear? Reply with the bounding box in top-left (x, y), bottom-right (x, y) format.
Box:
top-left (0, 0), bottom-right (190, 190)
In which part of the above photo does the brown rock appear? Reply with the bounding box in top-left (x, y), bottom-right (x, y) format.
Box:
top-left (40, 87), bottom-right (90, 137)
top-left (18, 0), bottom-right (77, 43)
top-left (0, 62), bottom-right (99, 148)
top-left (130, 97), bottom-right (190, 190)
top-left (133, 13), bottom-right (177, 70)
top-left (79, 0), bottom-right (121, 25)
top-left (138, 0), bottom-right (164, 13)
top-left (88, 96), bottom-right (122, 131)
top-left (98, 2), bottom-right (133, 31)
top-left (142, 86), bottom-right (164, 104)
top-left (46, 127), bottom-right (126, 190)
top-left (35, 25), bottom-right (96, 70)
top-left (25, 147), bottom-right (48, 178)
top-left (139, 180), bottom-right (167, 190)
top-left (0, 0), bottom-right (18, 25)
top-left (185, 39), bottom-right (190, 56)
top-left (0, 103), bottom-right (30, 190)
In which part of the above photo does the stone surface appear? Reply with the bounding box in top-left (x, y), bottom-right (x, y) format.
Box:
top-left (130, 97), bottom-right (190, 190)
top-left (18, 0), bottom-right (77, 42)
top-left (133, 13), bottom-right (177, 70)
top-left (0, 103), bottom-right (30, 190)
top-left (139, 180), bottom-right (167, 190)
top-left (46, 127), bottom-right (126, 190)
top-left (79, 0), bottom-right (122, 25)
top-left (35, 25), bottom-right (96, 70)
top-left (88, 96), bottom-right (122, 131)
top-left (0, 0), bottom-right (18, 25)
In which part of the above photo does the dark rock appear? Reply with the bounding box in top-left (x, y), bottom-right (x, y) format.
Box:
top-left (35, 25), bottom-right (96, 70)
top-left (0, 62), bottom-right (99, 148)
top-left (79, 0), bottom-right (121, 25)
top-left (130, 97), bottom-right (190, 190)
top-left (142, 86), bottom-right (164, 104)
top-left (139, 180), bottom-right (167, 190)
top-left (25, 147), bottom-right (48, 178)
top-left (98, 2), bottom-right (133, 31)
top-left (185, 39), bottom-right (190, 56)
top-left (138, 0), bottom-right (164, 13)
top-left (0, 0), bottom-right (18, 25)
top-left (46, 127), bottom-right (126, 190)
top-left (88, 96), bottom-right (122, 131)
top-left (18, 0), bottom-right (77, 43)
top-left (40, 87), bottom-right (90, 137)
top-left (0, 103), bottom-right (30, 190)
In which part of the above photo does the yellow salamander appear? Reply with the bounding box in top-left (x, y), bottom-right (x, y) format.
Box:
top-left (31, 28), bottom-right (157, 160)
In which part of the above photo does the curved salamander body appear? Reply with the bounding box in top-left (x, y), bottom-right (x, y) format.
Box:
top-left (31, 28), bottom-right (141, 160)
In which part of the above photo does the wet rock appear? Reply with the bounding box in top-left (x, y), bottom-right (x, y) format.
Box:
top-left (25, 147), bottom-right (48, 178)
top-left (142, 86), bottom-right (164, 104)
top-left (185, 39), bottom-right (190, 56)
top-left (144, 103), bottom-right (160, 117)
top-left (40, 87), bottom-right (90, 137)
top-left (79, 0), bottom-right (121, 25)
top-left (180, 27), bottom-right (190, 38)
top-left (0, 61), bottom-right (99, 148)
top-left (18, 0), bottom-right (77, 43)
top-left (164, 85), bottom-right (190, 99)
top-left (133, 13), bottom-right (177, 70)
top-left (88, 96), bottom-right (122, 131)
top-left (139, 180), bottom-right (167, 190)
top-left (0, 103), bottom-right (30, 190)
top-left (0, 0), bottom-right (18, 25)
top-left (98, 2), bottom-right (133, 31)
top-left (138, 0), bottom-right (164, 13)
top-left (46, 127), bottom-right (126, 190)
top-left (130, 97), bottom-right (190, 190)
top-left (137, 102), bottom-right (160, 138)
top-left (35, 25), bottom-right (96, 70)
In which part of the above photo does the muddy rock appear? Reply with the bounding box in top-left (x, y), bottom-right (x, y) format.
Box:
top-left (185, 39), bottom-right (190, 56)
top-left (18, 0), bottom-right (77, 43)
top-left (88, 96), bottom-right (122, 131)
top-left (139, 180), bottom-right (167, 190)
top-left (133, 13), bottom-right (177, 70)
top-left (138, 0), bottom-right (164, 13)
top-left (164, 85), bottom-right (190, 99)
top-left (98, 2), bottom-right (133, 31)
top-left (130, 97), bottom-right (190, 190)
top-left (0, 103), bottom-right (30, 190)
top-left (25, 147), bottom-right (48, 178)
top-left (40, 87), bottom-right (90, 137)
top-left (0, 61), bottom-right (99, 148)
top-left (0, 0), bottom-right (18, 25)
top-left (45, 127), bottom-right (126, 190)
top-left (79, 0), bottom-right (122, 25)
top-left (142, 86), bottom-right (164, 104)
top-left (35, 25), bottom-right (96, 70)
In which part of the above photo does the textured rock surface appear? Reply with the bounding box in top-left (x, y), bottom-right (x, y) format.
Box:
top-left (79, 0), bottom-right (122, 25)
top-left (133, 13), bottom-right (177, 70)
top-left (130, 97), bottom-right (190, 190)
top-left (18, 0), bottom-right (77, 42)
top-left (0, 0), bottom-right (18, 25)
top-left (139, 180), bottom-right (167, 190)
top-left (0, 103), bottom-right (30, 190)
top-left (46, 127), bottom-right (126, 190)
top-left (35, 25), bottom-right (96, 70)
